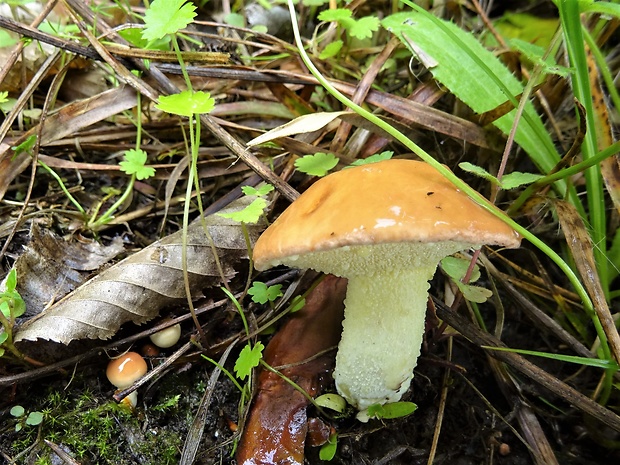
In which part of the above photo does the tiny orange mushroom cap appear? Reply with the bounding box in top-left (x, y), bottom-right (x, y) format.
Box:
top-left (253, 159), bottom-right (520, 413)
top-left (106, 352), bottom-right (148, 390)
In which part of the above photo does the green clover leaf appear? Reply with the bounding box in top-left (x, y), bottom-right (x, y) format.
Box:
top-left (295, 152), bottom-right (339, 177)
top-left (248, 282), bottom-right (283, 304)
top-left (349, 16), bottom-right (379, 40)
top-left (241, 184), bottom-right (274, 197)
top-left (218, 197), bottom-right (267, 224)
top-left (348, 151), bottom-right (393, 168)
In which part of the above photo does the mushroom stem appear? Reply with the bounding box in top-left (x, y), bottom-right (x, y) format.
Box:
top-left (333, 266), bottom-right (437, 410)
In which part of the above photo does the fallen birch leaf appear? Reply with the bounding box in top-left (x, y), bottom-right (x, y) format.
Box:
top-left (14, 197), bottom-right (263, 343)
top-left (236, 275), bottom-right (347, 465)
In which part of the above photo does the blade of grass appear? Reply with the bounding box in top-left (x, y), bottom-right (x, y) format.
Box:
top-left (483, 346), bottom-right (620, 371)
top-left (558, 2), bottom-right (608, 294)
top-left (383, 3), bottom-right (582, 214)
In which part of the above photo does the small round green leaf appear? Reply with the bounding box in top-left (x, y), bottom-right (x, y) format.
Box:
top-left (10, 405), bottom-right (25, 417)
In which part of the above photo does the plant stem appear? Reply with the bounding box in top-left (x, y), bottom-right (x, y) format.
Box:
top-left (37, 160), bottom-right (86, 216)
top-left (92, 175), bottom-right (136, 228)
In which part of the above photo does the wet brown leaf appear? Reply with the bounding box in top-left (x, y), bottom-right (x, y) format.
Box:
top-left (236, 275), bottom-right (347, 465)
top-left (14, 197), bottom-right (262, 343)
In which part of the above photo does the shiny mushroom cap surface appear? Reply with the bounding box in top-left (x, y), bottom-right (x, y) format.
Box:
top-left (253, 159), bottom-right (520, 272)
top-left (106, 352), bottom-right (148, 389)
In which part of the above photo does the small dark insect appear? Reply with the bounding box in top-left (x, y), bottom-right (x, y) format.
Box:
top-left (427, 192), bottom-right (434, 196)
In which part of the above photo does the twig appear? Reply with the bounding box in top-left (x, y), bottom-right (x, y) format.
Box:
top-left (432, 296), bottom-right (620, 433)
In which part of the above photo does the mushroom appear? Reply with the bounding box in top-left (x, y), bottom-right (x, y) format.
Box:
top-left (252, 159), bottom-right (520, 411)
top-left (149, 323), bottom-right (181, 348)
top-left (106, 352), bottom-right (148, 408)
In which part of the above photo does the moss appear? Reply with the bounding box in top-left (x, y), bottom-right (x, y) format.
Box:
top-left (3, 378), bottom-right (185, 464)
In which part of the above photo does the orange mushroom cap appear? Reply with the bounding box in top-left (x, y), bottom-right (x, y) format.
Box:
top-left (106, 352), bottom-right (148, 389)
top-left (253, 159), bottom-right (520, 270)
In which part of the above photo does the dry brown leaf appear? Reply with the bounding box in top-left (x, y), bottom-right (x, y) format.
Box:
top-left (14, 197), bottom-right (262, 343)
top-left (554, 199), bottom-right (620, 365)
top-left (586, 45), bottom-right (620, 215)
top-left (13, 225), bottom-right (124, 317)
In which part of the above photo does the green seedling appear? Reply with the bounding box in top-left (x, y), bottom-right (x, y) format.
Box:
top-left (0, 269), bottom-right (26, 359)
top-left (218, 185), bottom-right (273, 225)
top-left (315, 7), bottom-right (378, 61)
top-left (347, 151), bottom-right (393, 168)
top-left (363, 401), bottom-right (418, 421)
top-left (242, 184), bottom-right (275, 197)
top-left (142, 0), bottom-right (218, 339)
top-left (441, 256), bottom-right (493, 304)
top-left (248, 282), bottom-right (283, 305)
top-left (459, 162), bottom-right (544, 190)
top-left (294, 152), bottom-right (339, 177)
top-left (156, 90), bottom-right (215, 117)
top-left (219, 197), bottom-right (269, 225)
top-left (319, 40), bottom-right (343, 60)
top-left (218, 184), bottom-right (274, 294)
top-left (119, 148), bottom-right (156, 180)
top-left (89, 148), bottom-right (156, 229)
top-left (315, 393), bottom-right (347, 413)
top-left (318, 8), bottom-right (380, 40)
top-left (142, 0), bottom-right (197, 44)
top-left (10, 405), bottom-right (44, 432)
top-left (319, 432), bottom-right (338, 461)
top-left (234, 341), bottom-right (265, 381)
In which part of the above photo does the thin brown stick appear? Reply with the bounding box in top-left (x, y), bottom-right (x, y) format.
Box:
top-left (433, 297), bottom-right (620, 433)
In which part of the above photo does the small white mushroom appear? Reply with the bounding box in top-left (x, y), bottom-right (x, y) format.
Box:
top-left (149, 323), bottom-right (181, 348)
top-left (252, 159), bottom-right (520, 412)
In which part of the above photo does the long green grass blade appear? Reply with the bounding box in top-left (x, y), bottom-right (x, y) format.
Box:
top-left (558, 1), bottom-right (608, 294)
top-left (382, 10), bottom-right (570, 199)
top-left (483, 346), bottom-right (620, 371)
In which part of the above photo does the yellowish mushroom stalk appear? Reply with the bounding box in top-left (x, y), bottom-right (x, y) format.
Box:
top-left (282, 241), bottom-right (470, 410)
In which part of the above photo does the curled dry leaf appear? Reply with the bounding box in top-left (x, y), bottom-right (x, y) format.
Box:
top-left (553, 199), bottom-right (620, 365)
top-left (12, 225), bottom-right (125, 317)
top-left (236, 275), bottom-right (347, 465)
top-left (14, 197), bottom-right (263, 343)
